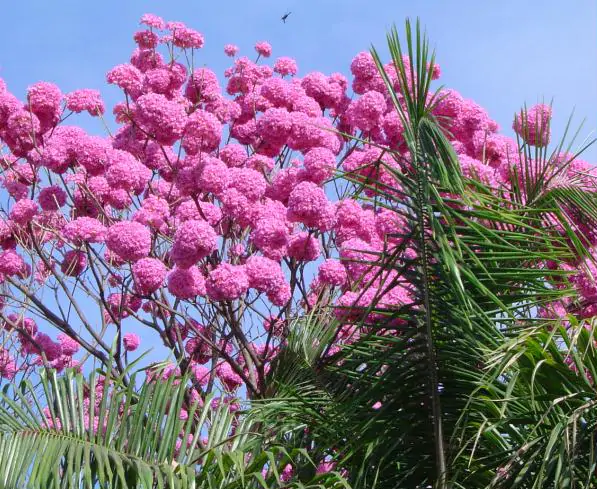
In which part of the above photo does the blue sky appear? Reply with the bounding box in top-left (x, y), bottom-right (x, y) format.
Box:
top-left (1, 0), bottom-right (595, 158)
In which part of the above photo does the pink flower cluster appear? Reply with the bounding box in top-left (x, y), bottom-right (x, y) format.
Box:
top-left (512, 103), bottom-right (552, 147)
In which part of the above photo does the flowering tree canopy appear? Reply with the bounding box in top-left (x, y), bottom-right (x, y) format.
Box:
top-left (0, 14), bottom-right (594, 412)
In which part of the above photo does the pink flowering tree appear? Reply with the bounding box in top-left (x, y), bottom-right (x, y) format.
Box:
top-left (1, 13), bottom-right (597, 489)
top-left (0, 12), bottom-right (440, 395)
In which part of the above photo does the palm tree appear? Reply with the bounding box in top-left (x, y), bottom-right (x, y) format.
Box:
top-left (253, 19), bottom-right (597, 489)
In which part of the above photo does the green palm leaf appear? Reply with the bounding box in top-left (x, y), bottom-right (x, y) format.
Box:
top-left (0, 364), bottom-right (348, 489)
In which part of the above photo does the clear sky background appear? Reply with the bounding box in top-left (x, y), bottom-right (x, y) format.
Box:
top-left (0, 0), bottom-right (595, 158)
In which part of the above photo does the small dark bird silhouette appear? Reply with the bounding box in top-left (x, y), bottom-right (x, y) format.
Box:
top-left (281, 11), bottom-right (291, 23)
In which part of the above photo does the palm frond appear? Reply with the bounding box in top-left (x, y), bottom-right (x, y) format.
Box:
top-left (0, 365), bottom-right (348, 489)
top-left (465, 319), bottom-right (597, 488)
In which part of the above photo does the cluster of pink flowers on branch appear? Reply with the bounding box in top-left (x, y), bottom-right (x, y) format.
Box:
top-left (0, 14), bottom-right (593, 404)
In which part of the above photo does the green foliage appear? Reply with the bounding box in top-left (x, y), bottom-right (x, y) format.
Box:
top-left (0, 363), bottom-right (347, 489)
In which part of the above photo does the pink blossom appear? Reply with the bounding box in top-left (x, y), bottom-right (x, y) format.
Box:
top-left (224, 44), bottom-right (239, 57)
top-left (61, 250), bottom-right (87, 277)
top-left (263, 316), bottom-right (286, 337)
top-left (134, 196), bottom-right (170, 230)
top-left (513, 103), bottom-right (552, 147)
top-left (197, 158), bottom-right (230, 195)
top-left (27, 82), bottom-right (62, 128)
top-left (228, 168), bottom-right (267, 201)
top-left (292, 93), bottom-right (321, 117)
top-left (175, 200), bottom-right (222, 226)
top-left (0, 250), bottom-right (28, 277)
top-left (63, 217), bottom-right (107, 244)
top-left (171, 220), bottom-right (218, 268)
top-left (9, 199), bottom-right (38, 225)
top-left (288, 113), bottom-right (341, 154)
top-left (185, 68), bottom-right (220, 104)
top-left (185, 336), bottom-right (210, 364)
top-left (191, 364), bottom-right (211, 386)
top-left (216, 362), bottom-right (243, 391)
top-left (259, 77), bottom-right (292, 108)
top-left (301, 72), bottom-right (343, 109)
top-left (140, 13), bottom-right (165, 30)
top-left (230, 119), bottom-right (258, 145)
top-left (33, 333), bottom-right (63, 361)
top-left (287, 181), bottom-right (330, 228)
top-left (303, 147), bottom-right (336, 184)
top-left (134, 30), bottom-right (159, 49)
top-left (246, 154), bottom-right (274, 172)
top-left (205, 96), bottom-right (241, 123)
top-left (130, 48), bottom-right (165, 73)
top-left (254, 41), bottom-right (272, 58)
top-left (350, 52), bottom-right (385, 94)
top-left (5, 314), bottom-right (37, 336)
top-left (74, 134), bottom-right (111, 175)
top-left (106, 293), bottom-right (142, 320)
top-left (375, 208), bottom-right (408, 242)
top-left (0, 219), bottom-right (14, 249)
top-left (168, 61), bottom-right (188, 89)
top-left (183, 110), bottom-right (222, 154)
top-left (206, 263), bottom-right (249, 301)
top-left (245, 255), bottom-right (286, 294)
top-left (458, 154), bottom-right (500, 187)
top-left (4, 110), bottom-right (40, 155)
top-left (34, 260), bottom-right (53, 284)
top-left (251, 215), bottom-right (290, 261)
top-left (133, 257), bottom-right (167, 295)
top-left (105, 149), bottom-right (151, 193)
top-left (219, 143), bottom-right (246, 167)
top-left (134, 93), bottom-right (187, 145)
top-left (106, 221), bottom-right (151, 262)
top-left (57, 333), bottom-right (80, 356)
top-left (269, 281), bottom-right (291, 306)
top-left (65, 89), bottom-right (105, 115)
top-left (38, 186), bottom-right (67, 211)
top-left (266, 166), bottom-right (301, 203)
top-left (0, 90), bottom-right (22, 127)
top-left (166, 22), bottom-right (204, 49)
top-left (274, 57), bottom-right (298, 77)
top-left (220, 188), bottom-right (258, 226)
top-left (0, 359), bottom-right (17, 379)
top-left (142, 68), bottom-right (171, 94)
top-left (335, 199), bottom-right (377, 244)
top-left (123, 333), bottom-right (141, 352)
top-left (228, 243), bottom-right (245, 258)
top-left (257, 107), bottom-right (292, 145)
top-left (281, 464), bottom-right (293, 483)
top-left (288, 232), bottom-right (320, 261)
top-left (316, 461), bottom-right (336, 475)
top-left (106, 64), bottom-right (143, 98)
top-left (345, 90), bottom-right (386, 132)
top-left (382, 111), bottom-right (405, 147)
top-left (339, 237), bottom-right (380, 280)
top-left (167, 266), bottom-right (206, 299)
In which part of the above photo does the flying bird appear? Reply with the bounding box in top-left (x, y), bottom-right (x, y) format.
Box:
top-left (281, 11), bottom-right (291, 23)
